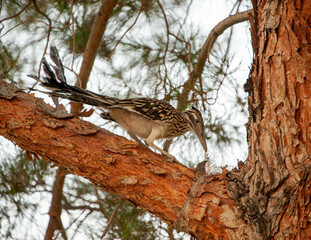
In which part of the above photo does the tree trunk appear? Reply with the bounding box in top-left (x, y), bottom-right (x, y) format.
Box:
top-left (0, 0), bottom-right (310, 239)
top-left (227, 0), bottom-right (311, 239)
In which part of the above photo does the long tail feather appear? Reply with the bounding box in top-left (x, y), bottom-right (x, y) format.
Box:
top-left (37, 46), bottom-right (117, 108)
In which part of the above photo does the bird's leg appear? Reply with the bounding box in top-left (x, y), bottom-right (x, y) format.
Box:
top-left (146, 140), bottom-right (177, 162)
top-left (205, 152), bottom-right (210, 174)
top-left (145, 129), bottom-right (177, 162)
top-left (128, 132), bottom-right (147, 147)
top-left (146, 130), bottom-right (178, 162)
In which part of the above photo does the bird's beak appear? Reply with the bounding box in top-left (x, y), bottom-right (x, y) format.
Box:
top-left (199, 134), bottom-right (207, 153)
top-left (194, 128), bottom-right (207, 153)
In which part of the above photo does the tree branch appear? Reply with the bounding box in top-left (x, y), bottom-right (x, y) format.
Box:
top-left (77, 0), bottom-right (118, 89)
top-left (177, 9), bottom-right (253, 111)
top-left (72, 0), bottom-right (118, 114)
top-left (0, 81), bottom-right (258, 239)
top-left (205, 9), bottom-right (253, 62)
top-left (44, 167), bottom-right (67, 240)
top-left (100, 199), bottom-right (125, 239)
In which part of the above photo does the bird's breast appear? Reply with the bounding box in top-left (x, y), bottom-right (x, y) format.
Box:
top-left (109, 108), bottom-right (168, 140)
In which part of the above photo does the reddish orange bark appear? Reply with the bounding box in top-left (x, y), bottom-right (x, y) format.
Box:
top-left (0, 83), bottom-right (257, 239)
top-left (228, 0), bottom-right (311, 239)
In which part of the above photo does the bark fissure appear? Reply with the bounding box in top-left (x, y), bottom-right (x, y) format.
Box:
top-left (228, 0), bottom-right (311, 238)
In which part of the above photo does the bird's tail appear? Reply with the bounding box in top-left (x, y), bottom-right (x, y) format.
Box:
top-left (32, 46), bottom-right (117, 108)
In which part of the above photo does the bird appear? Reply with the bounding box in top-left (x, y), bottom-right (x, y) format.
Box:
top-left (34, 46), bottom-right (207, 163)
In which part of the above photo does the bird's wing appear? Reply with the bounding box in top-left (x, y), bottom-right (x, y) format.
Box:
top-left (110, 98), bottom-right (179, 123)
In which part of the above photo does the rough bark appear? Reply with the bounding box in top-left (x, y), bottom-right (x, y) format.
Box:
top-left (0, 82), bottom-right (258, 239)
top-left (227, 0), bottom-right (311, 239)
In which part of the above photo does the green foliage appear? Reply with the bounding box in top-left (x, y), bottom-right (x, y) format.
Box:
top-left (101, 195), bottom-right (158, 240)
top-left (0, 152), bottom-right (50, 195)
top-left (0, 151), bottom-right (52, 239)
top-left (0, 41), bottom-right (24, 82)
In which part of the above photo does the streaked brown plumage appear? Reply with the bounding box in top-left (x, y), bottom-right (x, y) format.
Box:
top-left (37, 47), bottom-right (207, 162)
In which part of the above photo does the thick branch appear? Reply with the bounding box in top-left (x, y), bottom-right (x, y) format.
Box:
top-left (77, 0), bottom-right (118, 89)
top-left (44, 167), bottom-right (67, 240)
top-left (0, 81), bottom-right (257, 239)
top-left (71, 0), bottom-right (118, 115)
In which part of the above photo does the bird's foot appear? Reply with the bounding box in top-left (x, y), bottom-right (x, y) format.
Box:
top-left (163, 154), bottom-right (179, 163)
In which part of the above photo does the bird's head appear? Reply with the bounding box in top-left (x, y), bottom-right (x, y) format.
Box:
top-left (183, 106), bottom-right (207, 153)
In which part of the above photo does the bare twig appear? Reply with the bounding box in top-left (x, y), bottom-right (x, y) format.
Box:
top-left (156, 0), bottom-right (170, 63)
top-left (44, 167), bottom-right (67, 240)
top-left (33, 18), bottom-right (72, 30)
top-left (205, 9), bottom-right (253, 62)
top-left (108, 1), bottom-right (143, 61)
top-left (169, 32), bottom-right (192, 73)
top-left (32, 0), bottom-right (52, 78)
top-left (182, 0), bottom-right (194, 26)
top-left (0, 2), bottom-right (31, 23)
top-left (0, 20), bottom-right (28, 38)
top-left (71, 210), bottom-right (94, 240)
top-left (156, 0), bottom-right (171, 87)
top-left (70, 0), bottom-right (76, 69)
top-left (94, 186), bottom-right (109, 218)
top-left (100, 199), bottom-right (125, 239)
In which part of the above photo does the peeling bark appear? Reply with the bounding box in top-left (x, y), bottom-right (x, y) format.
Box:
top-left (228, 0), bottom-right (311, 239)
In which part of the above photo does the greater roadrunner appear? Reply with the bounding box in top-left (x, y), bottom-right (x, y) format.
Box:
top-left (33, 47), bottom-right (207, 162)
